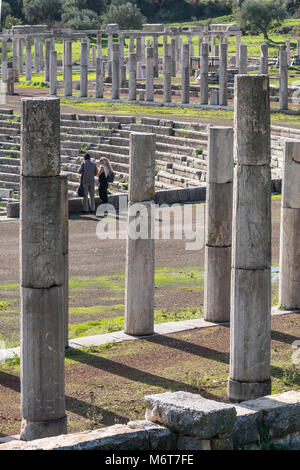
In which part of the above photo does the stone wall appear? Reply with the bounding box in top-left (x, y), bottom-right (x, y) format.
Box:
top-left (1, 390), bottom-right (299, 450)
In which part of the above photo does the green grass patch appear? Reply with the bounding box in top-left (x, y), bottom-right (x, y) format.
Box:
top-left (272, 194), bottom-right (282, 199)
top-left (69, 304), bottom-right (124, 316)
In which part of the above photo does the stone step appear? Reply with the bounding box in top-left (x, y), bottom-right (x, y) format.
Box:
top-left (0, 164), bottom-right (20, 175)
top-left (173, 128), bottom-right (208, 140)
top-left (0, 171), bottom-right (20, 183)
top-left (60, 119), bottom-right (120, 130)
top-left (130, 123), bottom-right (174, 136)
top-left (0, 127), bottom-right (20, 136)
top-left (61, 134), bottom-right (105, 144)
top-left (155, 134), bottom-right (208, 150)
top-left (0, 156), bottom-right (20, 166)
top-left (157, 170), bottom-right (200, 188)
top-left (0, 142), bottom-right (20, 151)
top-left (0, 134), bottom-right (20, 143)
top-left (60, 126), bottom-right (114, 137)
top-left (0, 120), bottom-right (20, 129)
top-left (0, 108), bottom-right (13, 115)
top-left (156, 160), bottom-right (204, 181)
top-left (0, 179), bottom-right (20, 190)
top-left (0, 149), bottom-right (20, 158)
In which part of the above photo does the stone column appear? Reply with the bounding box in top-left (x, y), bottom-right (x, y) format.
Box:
top-left (219, 42), bottom-right (228, 106)
top-left (177, 37), bottom-right (182, 72)
top-left (279, 140), bottom-right (300, 309)
top-left (279, 50), bottom-right (288, 111)
top-left (129, 36), bottom-right (135, 54)
top-left (163, 44), bottom-right (172, 103)
top-left (188, 35), bottom-right (194, 57)
top-left (19, 39), bottom-right (24, 74)
top-left (44, 40), bottom-right (51, 82)
top-left (97, 33), bottom-right (102, 58)
top-left (2, 40), bottom-right (8, 82)
top-left (112, 42), bottom-right (120, 99)
top-left (107, 34), bottom-right (113, 60)
top-left (61, 176), bottom-right (69, 349)
top-left (171, 37), bottom-right (176, 77)
top-left (146, 46), bottom-right (154, 102)
top-left (13, 39), bottom-right (19, 71)
top-left (236, 35), bottom-right (241, 67)
top-left (239, 44), bottom-right (248, 74)
top-left (286, 39), bottom-right (291, 66)
top-left (136, 37), bottom-right (142, 64)
top-left (260, 43), bottom-right (268, 75)
top-left (198, 36), bottom-right (202, 57)
top-left (64, 40), bottom-right (72, 97)
top-left (50, 38), bottom-right (55, 51)
top-left (204, 127), bottom-right (233, 323)
top-left (141, 36), bottom-right (145, 62)
top-left (25, 40), bottom-right (32, 82)
top-left (96, 57), bottom-right (103, 98)
top-left (128, 52), bottom-right (137, 101)
top-left (49, 50), bottom-right (57, 96)
top-left (80, 41), bottom-right (88, 98)
top-left (200, 42), bottom-right (208, 105)
top-left (34, 38), bottom-right (40, 73)
top-left (20, 97), bottom-right (67, 440)
top-left (297, 38), bottom-right (300, 57)
top-left (39, 40), bottom-right (44, 71)
top-left (181, 43), bottom-right (190, 104)
top-left (228, 75), bottom-right (271, 402)
top-left (124, 132), bottom-right (156, 336)
top-left (119, 36), bottom-right (124, 68)
top-left (92, 46), bottom-right (97, 67)
top-left (153, 36), bottom-right (159, 77)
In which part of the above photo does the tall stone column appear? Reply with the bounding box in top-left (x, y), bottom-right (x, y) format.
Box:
top-left (44, 40), bottom-right (51, 82)
top-left (107, 34), bottom-right (113, 60)
top-left (39, 40), bottom-right (44, 71)
top-left (64, 40), bottom-right (72, 97)
top-left (171, 37), bottom-right (176, 77)
top-left (129, 36), bottom-right (135, 54)
top-left (50, 38), bottom-right (55, 51)
top-left (34, 38), bottom-right (40, 73)
top-left (119, 36), bottom-right (124, 68)
top-left (239, 44), bottom-right (248, 74)
top-left (260, 43), bottom-right (268, 75)
top-left (97, 33), bottom-right (102, 58)
top-left (219, 42), bottom-right (228, 106)
top-left (49, 50), bottom-right (57, 96)
top-left (153, 36), bottom-right (159, 77)
top-left (204, 127), bottom-right (233, 323)
top-left (19, 39), bottom-right (24, 74)
top-left (92, 46), bottom-right (96, 67)
top-left (128, 52), bottom-right (137, 101)
top-left (279, 50), bottom-right (288, 111)
top-left (146, 46), bottom-right (154, 102)
top-left (20, 97), bottom-right (67, 440)
top-left (279, 140), bottom-right (300, 309)
top-left (211, 35), bottom-right (216, 56)
top-left (136, 37), bottom-right (142, 64)
top-left (228, 75), bottom-right (271, 402)
top-left (96, 57), bottom-right (103, 98)
top-left (198, 36), bottom-right (202, 57)
top-left (236, 35), bottom-right (241, 67)
top-left (124, 132), bottom-right (156, 336)
top-left (61, 176), bottom-right (69, 349)
top-left (112, 42), bottom-right (120, 99)
top-left (177, 37), bottom-right (182, 72)
top-left (2, 40), bottom-right (8, 82)
top-left (13, 39), bottom-right (19, 70)
top-left (286, 39), bottom-right (291, 66)
top-left (200, 42), bottom-right (208, 105)
top-left (25, 40), bottom-right (32, 82)
top-left (80, 41), bottom-right (88, 98)
top-left (297, 38), bottom-right (300, 57)
top-left (188, 35), bottom-right (194, 57)
top-left (181, 43), bottom-right (190, 104)
top-left (163, 44), bottom-right (172, 103)
top-left (141, 36), bottom-right (145, 62)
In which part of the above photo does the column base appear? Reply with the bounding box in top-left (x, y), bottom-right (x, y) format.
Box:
top-left (227, 378), bottom-right (271, 402)
top-left (124, 328), bottom-right (154, 337)
top-left (20, 415), bottom-right (67, 441)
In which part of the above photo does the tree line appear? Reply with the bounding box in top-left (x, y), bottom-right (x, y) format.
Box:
top-left (1, 0), bottom-right (300, 37)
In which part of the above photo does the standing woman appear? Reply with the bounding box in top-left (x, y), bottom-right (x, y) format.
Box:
top-left (97, 157), bottom-right (112, 204)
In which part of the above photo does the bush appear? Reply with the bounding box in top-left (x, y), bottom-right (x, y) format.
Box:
top-left (61, 7), bottom-right (101, 29)
top-left (101, 1), bottom-right (146, 30)
top-left (4, 15), bottom-right (23, 29)
top-left (236, 0), bottom-right (288, 39)
top-left (23, 0), bottom-right (62, 25)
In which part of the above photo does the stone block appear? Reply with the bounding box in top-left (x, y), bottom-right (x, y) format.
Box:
top-left (127, 420), bottom-right (177, 450)
top-left (241, 391), bottom-right (300, 438)
top-left (129, 133), bottom-right (156, 203)
top-left (207, 127), bottom-right (233, 184)
top-left (232, 404), bottom-right (262, 448)
top-left (177, 436), bottom-right (211, 450)
top-left (205, 182), bottom-right (233, 246)
top-left (145, 392), bottom-right (236, 439)
top-left (210, 437), bottom-right (233, 450)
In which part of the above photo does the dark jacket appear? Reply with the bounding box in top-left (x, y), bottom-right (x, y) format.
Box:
top-left (79, 161), bottom-right (97, 185)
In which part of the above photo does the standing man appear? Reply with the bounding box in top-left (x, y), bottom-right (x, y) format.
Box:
top-left (79, 153), bottom-right (97, 213)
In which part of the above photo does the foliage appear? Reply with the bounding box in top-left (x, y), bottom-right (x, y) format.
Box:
top-left (236, 0), bottom-right (288, 39)
top-left (23, 0), bottom-right (62, 25)
top-left (61, 6), bottom-right (101, 29)
top-left (3, 14), bottom-right (23, 28)
top-left (101, 1), bottom-right (146, 30)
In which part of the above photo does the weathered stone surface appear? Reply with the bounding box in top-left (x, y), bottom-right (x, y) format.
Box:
top-left (232, 164), bottom-right (271, 270)
top-left (21, 415), bottom-right (67, 442)
top-left (204, 246), bottom-right (231, 323)
top-left (211, 437), bottom-right (233, 450)
top-left (127, 420), bottom-right (177, 450)
top-left (207, 127), bottom-right (233, 184)
top-left (230, 268), bottom-right (271, 385)
top-left (128, 132), bottom-right (156, 202)
top-left (0, 425), bottom-right (151, 450)
top-left (21, 177), bottom-right (64, 288)
top-left (205, 183), bottom-right (233, 246)
top-left (232, 404), bottom-right (262, 448)
top-left (145, 392), bottom-right (236, 439)
top-left (21, 98), bottom-right (60, 177)
top-left (241, 391), bottom-right (300, 438)
top-left (282, 139), bottom-right (300, 209)
top-left (177, 436), bottom-right (211, 450)
top-left (234, 75), bottom-right (270, 166)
